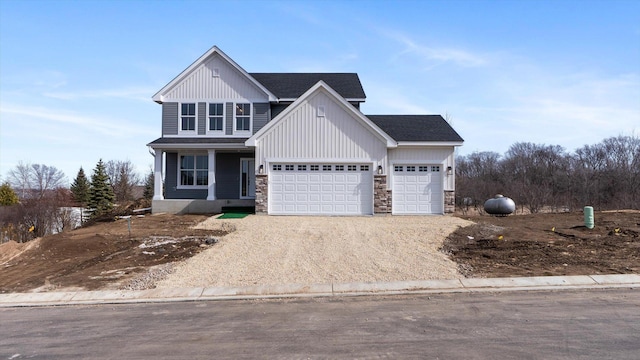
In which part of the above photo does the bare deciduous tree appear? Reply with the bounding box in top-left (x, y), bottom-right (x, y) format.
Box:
top-left (456, 135), bottom-right (639, 213)
top-left (8, 162), bottom-right (67, 199)
top-left (105, 160), bottom-right (141, 202)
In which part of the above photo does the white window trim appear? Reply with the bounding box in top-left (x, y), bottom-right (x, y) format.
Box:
top-left (177, 152), bottom-right (209, 189)
top-left (178, 102), bottom-right (197, 135)
top-left (206, 102), bottom-right (225, 135)
top-left (239, 158), bottom-right (256, 199)
top-left (233, 102), bottom-right (252, 135)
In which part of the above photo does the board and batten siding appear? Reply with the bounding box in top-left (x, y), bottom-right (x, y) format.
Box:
top-left (388, 147), bottom-right (456, 190)
top-left (163, 54), bottom-right (269, 102)
top-left (162, 103), bottom-right (179, 136)
top-left (255, 91), bottom-right (387, 168)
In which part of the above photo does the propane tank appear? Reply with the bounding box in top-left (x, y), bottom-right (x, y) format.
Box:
top-left (484, 194), bottom-right (516, 216)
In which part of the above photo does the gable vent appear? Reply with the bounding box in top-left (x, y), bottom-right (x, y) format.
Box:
top-left (212, 68), bottom-right (220, 77)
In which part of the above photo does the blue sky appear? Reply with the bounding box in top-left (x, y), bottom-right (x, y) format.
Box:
top-left (1, 0), bottom-right (638, 184)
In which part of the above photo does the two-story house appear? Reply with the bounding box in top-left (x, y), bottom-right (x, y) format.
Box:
top-left (147, 46), bottom-right (463, 215)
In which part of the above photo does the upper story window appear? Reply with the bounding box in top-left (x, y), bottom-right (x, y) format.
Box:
top-left (180, 154), bottom-right (208, 187)
top-left (208, 103), bottom-right (224, 132)
top-left (235, 103), bottom-right (251, 132)
top-left (181, 103), bottom-right (196, 131)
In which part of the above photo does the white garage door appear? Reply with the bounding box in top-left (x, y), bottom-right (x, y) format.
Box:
top-left (392, 165), bottom-right (443, 214)
top-left (269, 163), bottom-right (373, 215)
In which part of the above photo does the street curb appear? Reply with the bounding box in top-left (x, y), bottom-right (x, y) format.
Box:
top-left (1, 274), bottom-right (638, 308)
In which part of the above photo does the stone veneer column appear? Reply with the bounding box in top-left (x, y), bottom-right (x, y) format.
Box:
top-left (444, 190), bottom-right (455, 213)
top-left (255, 174), bottom-right (268, 214)
top-left (373, 175), bottom-right (392, 214)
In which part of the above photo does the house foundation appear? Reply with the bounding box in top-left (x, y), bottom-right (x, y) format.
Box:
top-left (152, 199), bottom-right (255, 215)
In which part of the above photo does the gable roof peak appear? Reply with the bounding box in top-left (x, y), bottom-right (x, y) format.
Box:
top-left (152, 45), bottom-right (277, 103)
top-left (246, 80), bottom-right (396, 148)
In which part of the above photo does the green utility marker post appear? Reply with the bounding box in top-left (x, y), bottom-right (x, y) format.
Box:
top-left (584, 206), bottom-right (594, 229)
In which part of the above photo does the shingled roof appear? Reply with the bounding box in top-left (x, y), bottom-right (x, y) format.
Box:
top-left (148, 137), bottom-right (249, 146)
top-left (250, 73), bottom-right (366, 100)
top-left (367, 115), bottom-right (464, 142)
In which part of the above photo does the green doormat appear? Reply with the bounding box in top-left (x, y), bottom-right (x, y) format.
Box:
top-left (217, 212), bottom-right (251, 219)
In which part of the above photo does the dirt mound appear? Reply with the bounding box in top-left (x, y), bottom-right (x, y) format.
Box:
top-left (0, 214), bottom-right (232, 293)
top-left (443, 211), bottom-right (640, 277)
top-left (0, 240), bottom-right (40, 265)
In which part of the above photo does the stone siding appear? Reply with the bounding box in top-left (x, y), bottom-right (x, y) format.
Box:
top-left (444, 190), bottom-right (455, 214)
top-left (255, 174), bottom-right (268, 214)
top-left (374, 175), bottom-right (392, 214)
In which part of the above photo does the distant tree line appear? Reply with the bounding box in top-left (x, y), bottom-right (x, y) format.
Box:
top-left (1, 159), bottom-right (154, 243)
top-left (456, 135), bottom-right (640, 213)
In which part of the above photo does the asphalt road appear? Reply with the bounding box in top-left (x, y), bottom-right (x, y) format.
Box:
top-left (1, 288), bottom-right (638, 359)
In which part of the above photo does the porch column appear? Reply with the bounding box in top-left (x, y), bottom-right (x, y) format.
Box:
top-left (153, 150), bottom-right (164, 200)
top-left (207, 149), bottom-right (216, 200)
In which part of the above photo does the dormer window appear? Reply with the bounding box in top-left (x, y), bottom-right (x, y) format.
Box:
top-left (208, 103), bottom-right (224, 132)
top-left (181, 103), bottom-right (196, 131)
top-left (235, 103), bottom-right (251, 132)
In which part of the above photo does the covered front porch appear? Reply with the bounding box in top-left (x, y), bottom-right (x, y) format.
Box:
top-left (148, 139), bottom-right (257, 214)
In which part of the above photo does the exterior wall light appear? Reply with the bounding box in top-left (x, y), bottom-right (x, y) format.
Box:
top-left (447, 166), bottom-right (453, 175)
top-left (258, 164), bottom-right (264, 174)
top-left (377, 165), bottom-right (383, 174)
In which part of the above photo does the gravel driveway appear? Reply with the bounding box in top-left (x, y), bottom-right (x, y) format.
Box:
top-left (155, 215), bottom-right (473, 289)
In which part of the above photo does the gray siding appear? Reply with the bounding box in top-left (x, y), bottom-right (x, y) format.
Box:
top-left (253, 103), bottom-right (269, 134)
top-left (216, 152), bottom-right (253, 199)
top-left (270, 103), bottom-right (290, 119)
top-left (164, 152), bottom-right (208, 199)
top-left (164, 152), bottom-right (255, 200)
top-left (197, 102), bottom-right (206, 135)
top-left (225, 102), bottom-right (233, 135)
top-left (162, 103), bottom-right (178, 135)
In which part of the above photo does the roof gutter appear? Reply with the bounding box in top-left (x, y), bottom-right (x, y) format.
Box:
top-left (396, 141), bottom-right (464, 147)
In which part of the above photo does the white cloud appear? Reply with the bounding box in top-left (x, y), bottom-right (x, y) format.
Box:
top-left (361, 81), bottom-right (432, 114)
top-left (277, 2), bottom-right (324, 26)
top-left (380, 29), bottom-right (488, 69)
top-left (43, 86), bottom-right (155, 102)
top-left (454, 70), bottom-right (640, 154)
top-left (0, 104), bottom-right (156, 138)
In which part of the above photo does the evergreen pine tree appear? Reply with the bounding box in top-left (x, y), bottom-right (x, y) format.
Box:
top-left (0, 182), bottom-right (19, 206)
top-left (143, 170), bottom-right (154, 200)
top-left (70, 167), bottom-right (91, 206)
top-left (88, 159), bottom-right (115, 216)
